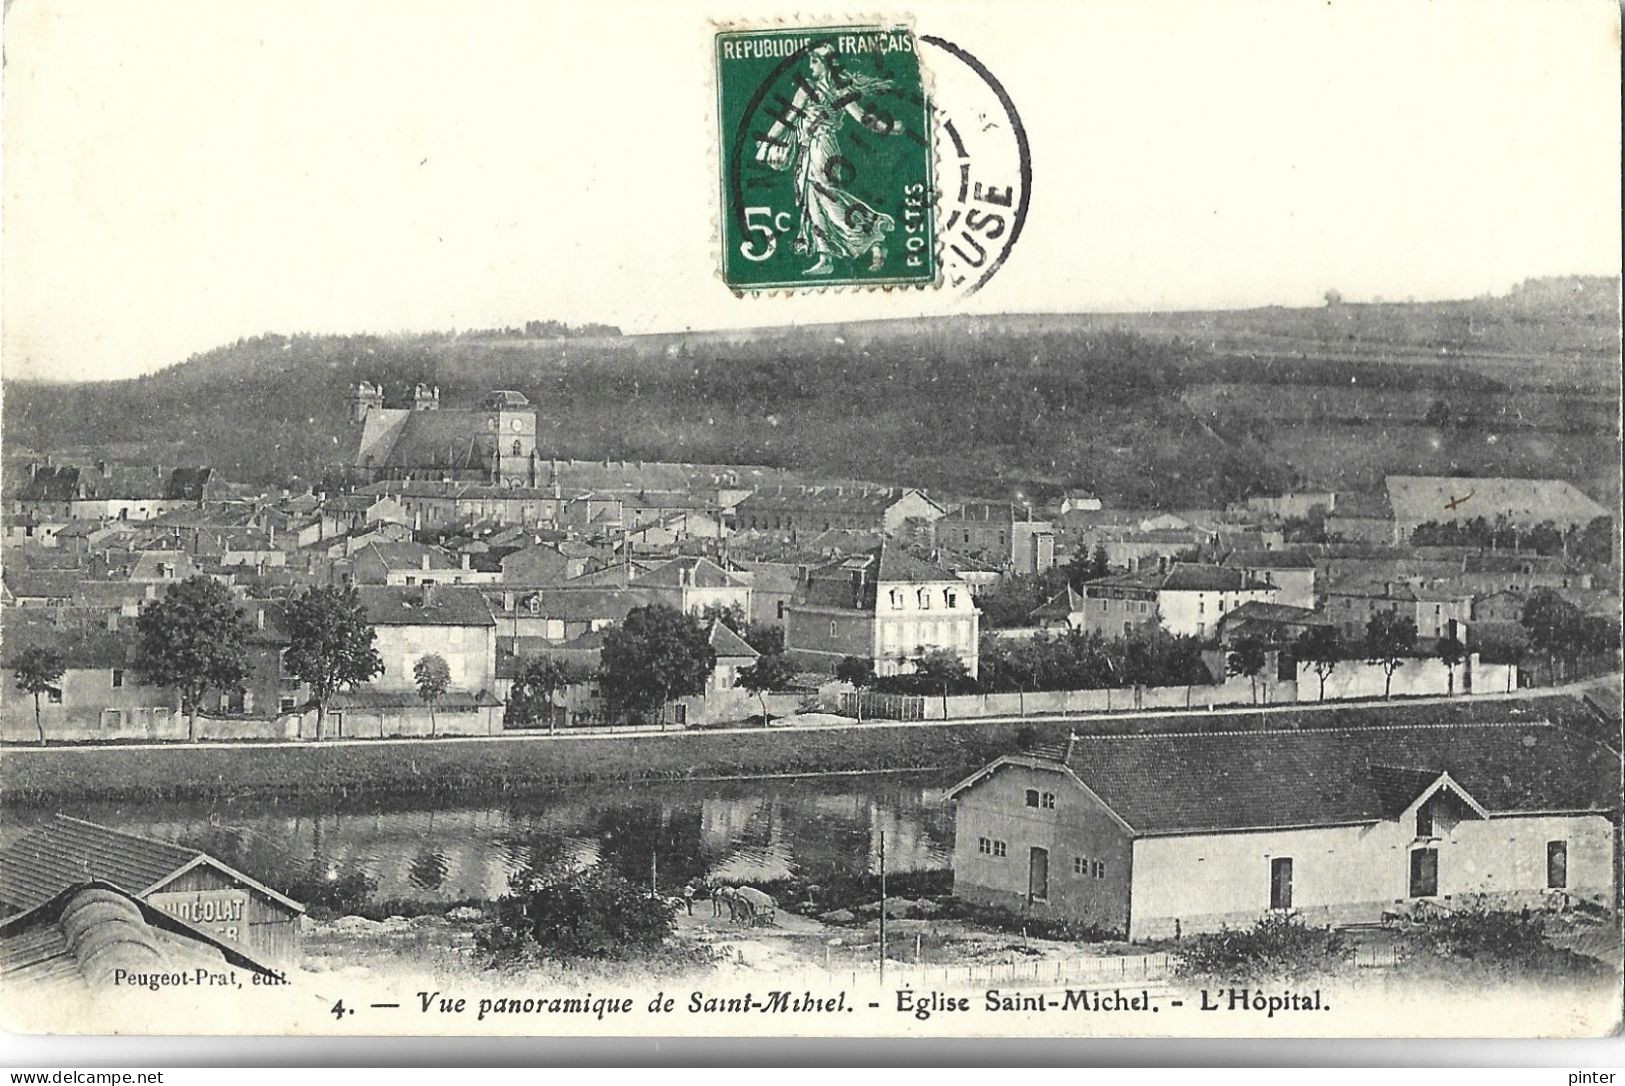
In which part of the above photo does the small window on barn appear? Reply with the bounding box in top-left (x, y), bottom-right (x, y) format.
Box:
top-left (978, 837), bottom-right (991, 855)
top-left (1042, 792), bottom-right (1056, 809)
top-left (1416, 801), bottom-right (1434, 839)
top-left (1024, 789), bottom-right (1040, 808)
top-left (111, 669), bottom-right (124, 688)
top-left (1547, 841), bottom-right (1567, 890)
top-left (829, 621), bottom-right (837, 638)
top-left (993, 840), bottom-right (1007, 858)
top-left (1074, 856), bottom-right (1086, 875)
top-left (1093, 860), bottom-right (1105, 878)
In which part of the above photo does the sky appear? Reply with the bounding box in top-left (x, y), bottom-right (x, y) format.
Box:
top-left (2, 0), bottom-right (1620, 383)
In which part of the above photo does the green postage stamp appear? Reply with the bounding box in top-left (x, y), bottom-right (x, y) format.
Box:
top-left (715, 24), bottom-right (936, 291)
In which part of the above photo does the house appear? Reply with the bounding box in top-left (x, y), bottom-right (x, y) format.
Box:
top-left (628, 556), bottom-right (752, 617)
top-left (935, 502), bottom-right (1056, 574)
top-left (733, 485), bottom-right (946, 536)
top-left (734, 560), bottom-right (803, 627)
top-left (501, 541), bottom-right (593, 585)
top-left (1324, 490), bottom-right (1397, 544)
top-left (1222, 550), bottom-right (1318, 610)
top-left (1078, 563), bottom-right (1277, 641)
top-left (0, 882), bottom-right (281, 997)
top-left (947, 721), bottom-right (1619, 940)
top-left (1320, 582), bottom-right (1472, 645)
top-left (356, 585), bottom-right (498, 693)
top-left (0, 617), bottom-right (179, 743)
top-left (351, 541), bottom-right (496, 586)
top-left (1031, 585), bottom-right (1088, 631)
top-left (0, 816), bottom-right (304, 962)
top-left (1385, 475), bottom-right (1611, 538)
top-left (785, 542), bottom-right (979, 677)
top-left (1215, 601), bottom-right (1334, 648)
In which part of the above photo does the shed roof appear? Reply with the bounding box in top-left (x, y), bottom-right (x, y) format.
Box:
top-left (953, 721), bottom-right (1618, 837)
top-left (0, 816), bottom-right (304, 914)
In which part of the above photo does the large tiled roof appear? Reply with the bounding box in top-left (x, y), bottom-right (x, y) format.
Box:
top-left (1386, 475), bottom-right (1610, 527)
top-left (874, 542), bottom-right (958, 584)
top-left (1050, 722), bottom-right (1618, 836)
top-left (0, 816), bottom-right (201, 911)
top-left (631, 556), bottom-right (748, 590)
top-left (356, 585), bottom-right (494, 626)
top-left (707, 620), bottom-right (760, 660)
top-left (737, 485), bottom-right (919, 515)
top-left (0, 618), bottom-right (138, 669)
top-left (1160, 564), bottom-right (1272, 592)
top-left (1032, 586), bottom-right (1086, 619)
top-left (357, 541), bottom-right (457, 571)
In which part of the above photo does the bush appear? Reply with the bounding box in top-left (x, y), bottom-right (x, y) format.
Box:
top-left (1398, 902), bottom-right (1609, 978)
top-left (475, 866), bottom-right (678, 966)
top-left (286, 868), bottom-right (378, 919)
top-left (1174, 913), bottom-right (1354, 982)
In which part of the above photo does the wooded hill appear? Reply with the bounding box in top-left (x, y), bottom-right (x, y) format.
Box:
top-left (5, 278), bottom-right (1618, 508)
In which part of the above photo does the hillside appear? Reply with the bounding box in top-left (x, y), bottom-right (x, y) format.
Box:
top-left (3, 278), bottom-right (1618, 508)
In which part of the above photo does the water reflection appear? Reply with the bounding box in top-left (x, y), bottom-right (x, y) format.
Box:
top-left (3, 773), bottom-right (957, 904)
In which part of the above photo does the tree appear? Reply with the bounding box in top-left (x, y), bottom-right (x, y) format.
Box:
top-left (1365, 610), bottom-right (1418, 699)
top-left (10, 646), bottom-right (64, 746)
top-left (413, 653), bottom-right (451, 736)
top-left (133, 575), bottom-right (251, 742)
top-left (1435, 634), bottom-right (1467, 695)
top-left (835, 656), bottom-right (875, 687)
top-left (1294, 625), bottom-right (1342, 702)
top-left (1090, 543), bottom-right (1110, 579)
top-left (506, 655), bottom-right (590, 733)
top-left (282, 587), bottom-right (384, 741)
top-left (598, 605), bottom-right (714, 727)
top-left (1226, 636), bottom-right (1268, 704)
top-left (736, 652), bottom-right (796, 725)
top-left (1521, 589), bottom-right (1583, 681)
top-left (475, 865), bottom-right (677, 965)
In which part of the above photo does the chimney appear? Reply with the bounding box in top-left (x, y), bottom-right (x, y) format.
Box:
top-left (421, 553), bottom-right (432, 571)
top-left (461, 553), bottom-right (471, 570)
top-left (255, 608), bottom-right (266, 631)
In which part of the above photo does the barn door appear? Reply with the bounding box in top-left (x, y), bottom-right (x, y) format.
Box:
top-left (1028, 847), bottom-right (1049, 903)
top-left (1409, 847), bottom-right (1439, 898)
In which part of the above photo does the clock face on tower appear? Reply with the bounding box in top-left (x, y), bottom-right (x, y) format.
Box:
top-left (510, 418), bottom-right (523, 433)
top-left (487, 417), bottom-right (497, 431)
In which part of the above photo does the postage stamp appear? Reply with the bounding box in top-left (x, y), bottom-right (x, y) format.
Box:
top-left (715, 24), bottom-right (937, 291)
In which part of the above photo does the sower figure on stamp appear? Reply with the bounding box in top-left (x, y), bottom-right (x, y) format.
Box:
top-left (756, 44), bottom-right (899, 276)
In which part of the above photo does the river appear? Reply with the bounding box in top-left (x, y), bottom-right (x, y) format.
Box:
top-left (4, 772), bottom-right (959, 906)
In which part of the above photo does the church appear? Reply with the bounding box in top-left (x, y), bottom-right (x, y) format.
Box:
top-left (348, 382), bottom-right (543, 486)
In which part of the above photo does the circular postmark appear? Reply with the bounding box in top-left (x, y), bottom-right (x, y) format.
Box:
top-left (918, 35), bottom-right (1032, 296)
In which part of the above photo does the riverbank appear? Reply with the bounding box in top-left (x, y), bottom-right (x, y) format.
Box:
top-left (1, 689), bottom-right (1605, 803)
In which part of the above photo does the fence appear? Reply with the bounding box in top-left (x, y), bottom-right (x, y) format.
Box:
top-left (843, 655), bottom-right (1519, 722)
top-left (840, 691), bottom-right (927, 721)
